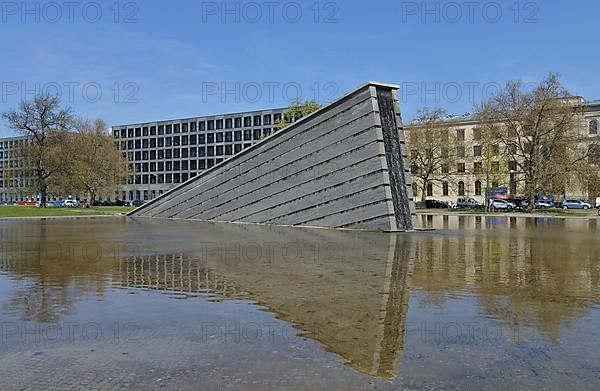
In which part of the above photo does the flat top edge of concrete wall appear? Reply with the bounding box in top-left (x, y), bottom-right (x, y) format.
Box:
top-left (128, 81), bottom-right (400, 217)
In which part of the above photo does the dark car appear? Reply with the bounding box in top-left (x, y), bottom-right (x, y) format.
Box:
top-left (114, 199), bottom-right (130, 207)
top-left (132, 200), bottom-right (146, 207)
top-left (425, 199), bottom-right (450, 209)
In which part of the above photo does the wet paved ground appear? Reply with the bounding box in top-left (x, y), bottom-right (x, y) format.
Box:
top-left (0, 215), bottom-right (599, 390)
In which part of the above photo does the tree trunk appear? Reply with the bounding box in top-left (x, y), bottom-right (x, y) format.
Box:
top-left (40, 182), bottom-right (47, 208)
top-left (528, 195), bottom-right (536, 212)
top-left (421, 182), bottom-right (427, 202)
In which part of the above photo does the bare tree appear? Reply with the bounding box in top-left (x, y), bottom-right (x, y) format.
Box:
top-left (406, 108), bottom-right (456, 201)
top-left (2, 94), bottom-right (74, 207)
top-left (477, 73), bottom-right (595, 209)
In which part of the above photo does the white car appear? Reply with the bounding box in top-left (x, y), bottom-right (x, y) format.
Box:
top-left (492, 200), bottom-right (516, 210)
top-left (535, 201), bottom-right (552, 209)
top-left (596, 197), bottom-right (600, 208)
top-left (64, 199), bottom-right (79, 207)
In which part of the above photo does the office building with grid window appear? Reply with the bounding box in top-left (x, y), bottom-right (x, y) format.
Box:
top-left (0, 136), bottom-right (36, 203)
top-left (111, 108), bottom-right (286, 202)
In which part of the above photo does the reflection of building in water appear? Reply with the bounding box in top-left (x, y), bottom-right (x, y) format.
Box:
top-left (2, 217), bottom-right (600, 378)
top-left (117, 254), bottom-right (242, 298)
top-left (117, 234), bottom-right (415, 378)
top-left (411, 215), bottom-right (600, 340)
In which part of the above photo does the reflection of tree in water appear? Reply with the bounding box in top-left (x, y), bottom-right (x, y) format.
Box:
top-left (1, 223), bottom-right (111, 324)
top-left (5, 283), bottom-right (74, 324)
top-left (410, 228), bottom-right (600, 340)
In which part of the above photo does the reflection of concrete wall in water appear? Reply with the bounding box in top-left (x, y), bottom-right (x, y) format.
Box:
top-left (130, 82), bottom-right (417, 232)
top-left (117, 226), bottom-right (415, 378)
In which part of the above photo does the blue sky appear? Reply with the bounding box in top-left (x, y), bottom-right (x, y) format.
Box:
top-left (1, 0), bottom-right (598, 137)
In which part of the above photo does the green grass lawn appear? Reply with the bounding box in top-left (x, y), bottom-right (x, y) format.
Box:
top-left (0, 206), bottom-right (136, 218)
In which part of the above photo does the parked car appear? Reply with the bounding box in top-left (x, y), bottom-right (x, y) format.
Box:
top-left (492, 200), bottom-right (517, 210)
top-left (92, 200), bottom-right (114, 207)
top-left (535, 201), bottom-right (552, 209)
top-left (456, 197), bottom-right (484, 209)
top-left (427, 199), bottom-right (450, 209)
top-left (64, 199), bottom-right (79, 207)
top-left (132, 200), bottom-right (146, 207)
top-left (596, 197), bottom-right (600, 208)
top-left (50, 200), bottom-right (66, 208)
top-left (561, 199), bottom-right (593, 210)
top-left (520, 200), bottom-right (553, 209)
top-left (114, 199), bottom-right (130, 207)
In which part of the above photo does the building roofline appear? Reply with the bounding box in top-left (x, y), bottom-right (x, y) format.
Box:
top-left (111, 107), bottom-right (289, 129)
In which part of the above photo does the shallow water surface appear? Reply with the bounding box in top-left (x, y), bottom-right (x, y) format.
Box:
top-left (0, 215), bottom-right (599, 390)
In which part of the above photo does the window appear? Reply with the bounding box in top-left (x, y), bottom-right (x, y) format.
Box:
top-left (427, 183), bottom-right (433, 197)
top-left (442, 182), bottom-right (449, 196)
top-left (590, 119), bottom-right (598, 135)
top-left (456, 128), bottom-right (465, 142)
top-left (456, 146), bottom-right (465, 158)
top-left (174, 124), bottom-right (180, 133)
top-left (457, 163), bottom-right (466, 173)
top-left (254, 115), bottom-right (262, 126)
top-left (253, 129), bottom-right (261, 140)
top-left (244, 117), bottom-right (252, 127)
top-left (473, 128), bottom-right (482, 141)
top-left (182, 123), bottom-right (188, 132)
top-left (475, 181), bottom-right (482, 196)
top-left (216, 119), bottom-right (224, 130)
top-left (263, 115), bottom-right (272, 125)
top-left (458, 181), bottom-right (465, 196)
top-left (207, 120), bottom-right (215, 131)
top-left (234, 117), bottom-right (242, 128)
top-left (473, 145), bottom-right (482, 157)
top-left (244, 130), bottom-right (252, 141)
top-left (473, 162), bottom-right (482, 174)
top-left (158, 125), bottom-right (164, 135)
top-left (225, 118), bottom-right (233, 129)
top-left (199, 121), bottom-right (206, 131)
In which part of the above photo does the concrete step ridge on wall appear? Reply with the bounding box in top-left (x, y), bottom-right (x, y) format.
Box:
top-left (129, 81), bottom-right (417, 232)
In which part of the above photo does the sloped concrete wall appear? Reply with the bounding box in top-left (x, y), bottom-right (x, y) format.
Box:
top-left (129, 82), bottom-right (416, 231)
